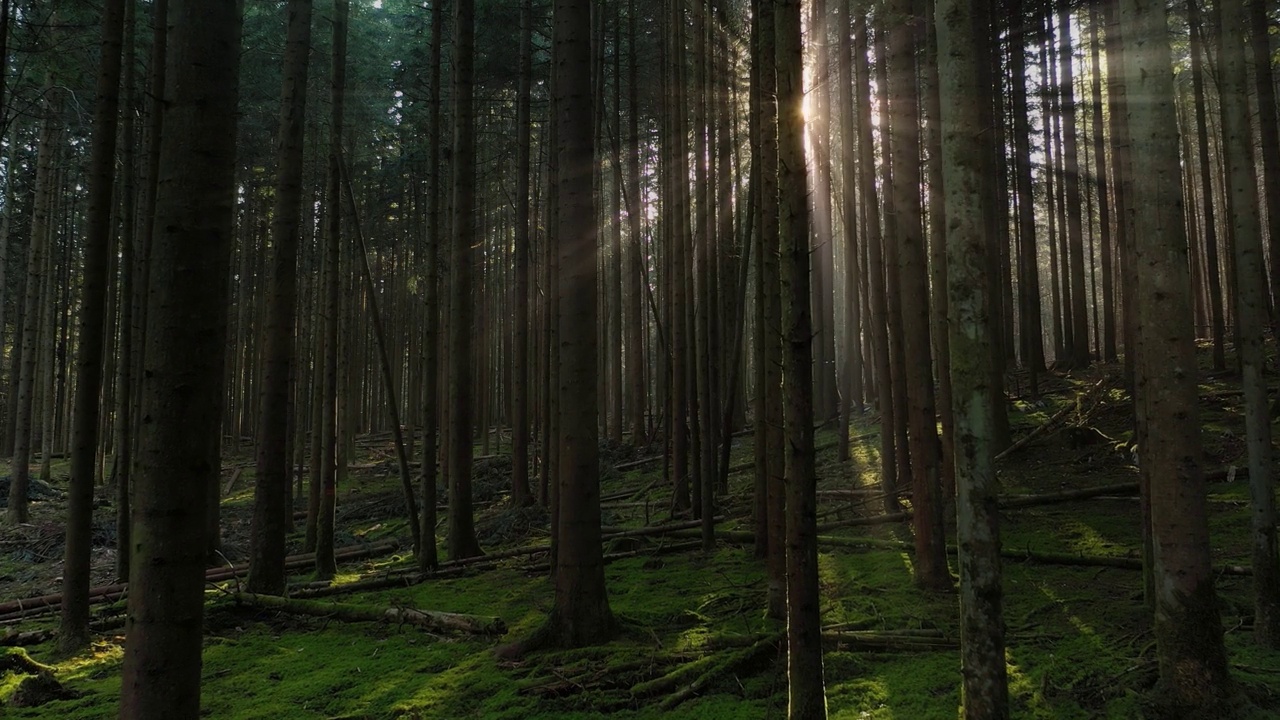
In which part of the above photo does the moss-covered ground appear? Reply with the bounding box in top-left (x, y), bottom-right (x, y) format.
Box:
top-left (2, 355), bottom-right (1279, 718)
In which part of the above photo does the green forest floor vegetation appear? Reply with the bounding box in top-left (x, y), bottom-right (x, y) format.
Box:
top-left (2, 350), bottom-right (1280, 718)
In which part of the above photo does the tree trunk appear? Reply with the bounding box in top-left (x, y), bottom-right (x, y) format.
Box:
top-left (856, 14), bottom-right (898, 514)
top-left (1217, 0), bottom-right (1280, 649)
top-left (248, 0), bottom-right (313, 596)
top-left (6, 94), bottom-right (58, 526)
top-left (936, 0), bottom-right (1009, 714)
top-left (1187, 0), bottom-right (1226, 371)
top-left (1088, 6), bottom-right (1116, 362)
top-left (315, 0), bottom-right (349, 582)
top-left (60, 0), bottom-right (126, 652)
top-left (888, 0), bottom-right (948, 591)
top-left (511, 0), bottom-right (534, 507)
top-left (1058, 1), bottom-right (1090, 368)
top-left (418, 0), bottom-right (446, 572)
top-left (447, 0), bottom-right (483, 560)
top-left (542, 0), bottom-right (616, 647)
top-left (1119, 0), bottom-right (1233, 710)
top-left (777, 0), bottom-right (826, 715)
top-left (117, 0), bottom-right (242, 714)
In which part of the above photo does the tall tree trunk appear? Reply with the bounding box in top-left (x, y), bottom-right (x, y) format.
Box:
top-left (777, 0), bottom-right (826, 715)
top-left (6, 95), bottom-right (58, 525)
top-left (1218, 0), bottom-right (1280, 649)
top-left (1249, 0), bottom-right (1280, 332)
top-left (510, 0), bottom-right (533, 508)
top-left (889, 0), bottom-right (948, 590)
top-left (418, 0), bottom-right (446, 572)
top-left (315, 0), bottom-right (349, 582)
top-left (625, 0), bottom-right (645, 443)
top-left (248, 0), bottom-right (313, 596)
top-left (1187, 0), bottom-right (1226, 371)
top-left (539, 0), bottom-right (616, 648)
top-left (117, 0), bottom-right (242, 714)
top-left (757, 0), bottom-right (786, 622)
top-left (1010, 0), bottom-right (1045, 378)
top-left (836, 0), bottom-right (863, 464)
top-left (1088, 7), bottom-right (1116, 362)
top-left (937, 0), bottom-right (1009, 714)
top-left (447, 0), bottom-right (483, 560)
top-left (60, 0), bottom-right (127, 652)
top-left (1119, 0), bottom-right (1233, 710)
top-left (856, 12), bottom-right (897, 513)
top-left (1058, 1), bottom-right (1090, 368)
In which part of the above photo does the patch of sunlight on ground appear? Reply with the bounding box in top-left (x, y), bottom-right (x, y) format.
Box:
top-left (58, 640), bottom-right (123, 682)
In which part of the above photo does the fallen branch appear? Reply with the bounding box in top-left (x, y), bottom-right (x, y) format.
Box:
top-left (221, 466), bottom-right (244, 496)
top-left (821, 631), bottom-right (957, 651)
top-left (0, 540), bottom-right (399, 621)
top-left (997, 377), bottom-right (1109, 461)
top-left (614, 455), bottom-right (663, 473)
top-left (0, 629), bottom-right (52, 647)
top-left (658, 632), bottom-right (782, 710)
top-left (233, 593), bottom-right (507, 635)
top-left (998, 482), bottom-right (1138, 509)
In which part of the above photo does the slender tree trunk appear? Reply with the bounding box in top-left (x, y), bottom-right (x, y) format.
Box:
top-left (117, 0), bottom-right (243, 713)
top-left (757, 0), bottom-right (786, 622)
top-left (1088, 7), bottom-right (1116, 362)
top-left (315, 0), bottom-right (350, 581)
top-left (248, 0), bottom-right (313, 596)
top-left (447, 0), bottom-right (483, 560)
top-left (1247, 0), bottom-right (1280, 332)
top-left (511, 0), bottom-right (534, 507)
top-left (418, 0), bottom-right (446, 572)
top-left (937, 0), bottom-right (1009, 714)
top-left (539, 0), bottom-right (616, 648)
top-left (1218, 0), bottom-right (1280, 649)
top-left (777, 0), bottom-right (826, 715)
top-left (1187, 0), bottom-right (1226, 371)
top-left (857, 14), bottom-right (897, 513)
top-left (836, 0), bottom-right (863, 464)
top-left (625, 0), bottom-right (645, 443)
top-left (60, 0), bottom-right (127, 652)
top-left (6, 96), bottom-right (58, 525)
top-left (1058, 1), bottom-right (1090, 367)
top-left (889, 0), bottom-right (947, 590)
top-left (1010, 0), bottom-right (1045, 378)
top-left (1120, 0), bottom-right (1233, 709)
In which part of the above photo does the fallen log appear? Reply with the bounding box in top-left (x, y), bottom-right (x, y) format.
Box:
top-left (232, 593), bottom-right (506, 635)
top-left (658, 632), bottom-right (782, 710)
top-left (0, 540), bottom-right (400, 621)
top-left (522, 541), bottom-right (703, 574)
top-left (998, 482), bottom-right (1138, 509)
top-left (614, 455), bottom-right (663, 473)
top-left (221, 466), bottom-right (244, 496)
top-left (821, 632), bottom-right (957, 651)
top-left (0, 629), bottom-right (52, 647)
top-left (996, 377), bottom-right (1109, 461)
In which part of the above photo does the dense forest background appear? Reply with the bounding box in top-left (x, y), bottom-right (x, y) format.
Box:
top-left (0, 0), bottom-right (1278, 717)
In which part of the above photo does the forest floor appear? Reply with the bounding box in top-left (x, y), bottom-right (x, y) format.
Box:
top-left (3, 349), bottom-right (1280, 718)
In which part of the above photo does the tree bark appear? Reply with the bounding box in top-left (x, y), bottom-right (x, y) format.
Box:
top-left (6, 94), bottom-right (58, 525)
top-left (59, 0), bottom-right (126, 653)
top-left (1187, 0), bottom-right (1226, 371)
top-left (447, 0), bottom-right (483, 560)
top-left (315, 0), bottom-right (349, 582)
top-left (777, 0), bottom-right (827, 715)
top-left (1119, 0), bottom-right (1233, 710)
top-left (1217, 0), bottom-right (1280, 649)
top-left (541, 0), bottom-right (616, 647)
top-left (118, 0), bottom-right (243, 714)
top-left (888, 0), bottom-right (948, 591)
top-left (248, 0), bottom-right (313, 596)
